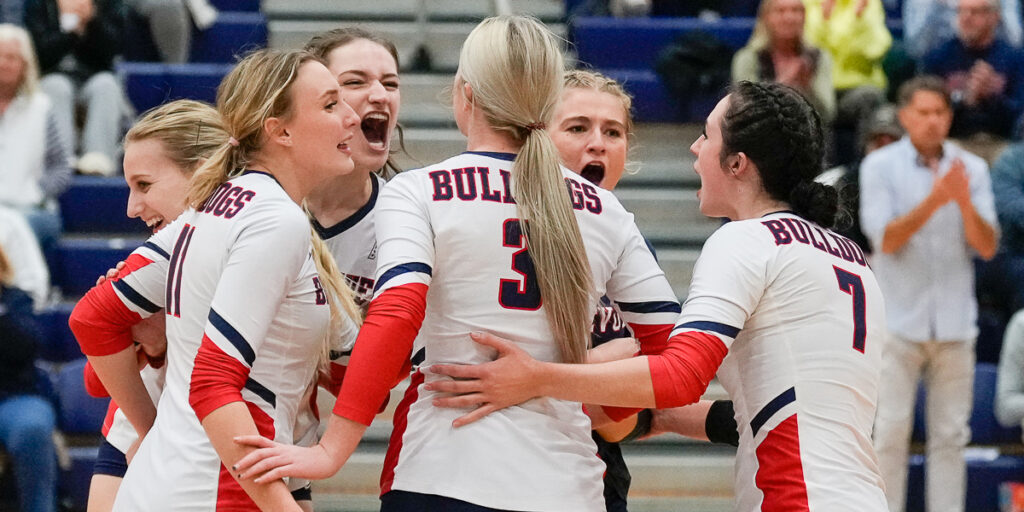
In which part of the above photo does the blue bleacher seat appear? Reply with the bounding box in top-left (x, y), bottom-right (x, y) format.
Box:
top-left (51, 238), bottom-right (146, 297)
top-left (209, 0), bottom-right (259, 12)
top-left (51, 359), bottom-right (109, 434)
top-left (60, 446), bottom-right (99, 511)
top-left (119, 62), bottom-right (233, 116)
top-left (35, 303), bottom-right (81, 362)
top-left (906, 453), bottom-right (1024, 511)
top-left (601, 68), bottom-right (721, 123)
top-left (59, 176), bottom-right (147, 235)
top-left (572, 16), bottom-right (754, 70)
top-left (189, 11), bottom-right (268, 63)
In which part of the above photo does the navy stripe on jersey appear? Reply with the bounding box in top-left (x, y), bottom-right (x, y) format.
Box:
top-left (209, 309), bottom-right (255, 366)
top-left (464, 151), bottom-right (515, 161)
top-left (112, 280), bottom-right (161, 314)
top-left (244, 377), bottom-right (276, 408)
top-left (375, 262), bottom-right (433, 292)
top-left (143, 241), bottom-right (170, 260)
top-left (313, 175), bottom-right (379, 239)
top-left (411, 347), bottom-right (426, 366)
top-left (751, 387), bottom-right (796, 436)
top-left (676, 320), bottom-right (741, 339)
top-left (615, 300), bottom-right (681, 314)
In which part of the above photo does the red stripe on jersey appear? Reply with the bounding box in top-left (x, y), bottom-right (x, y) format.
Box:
top-left (333, 284), bottom-right (427, 426)
top-left (216, 402), bottom-right (276, 510)
top-left (380, 369), bottom-right (424, 495)
top-left (119, 253), bottom-right (155, 275)
top-left (648, 331), bottom-right (728, 409)
top-left (100, 400), bottom-right (117, 438)
top-left (755, 414), bottom-right (810, 512)
top-left (603, 322), bottom-right (675, 421)
top-left (326, 361), bottom-right (347, 397)
top-left (189, 336), bottom-right (249, 422)
top-left (83, 361), bottom-right (109, 397)
top-left (69, 281), bottom-right (142, 357)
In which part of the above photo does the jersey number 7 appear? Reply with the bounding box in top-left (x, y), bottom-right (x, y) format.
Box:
top-left (499, 219), bottom-right (541, 310)
top-left (834, 266), bottom-right (866, 353)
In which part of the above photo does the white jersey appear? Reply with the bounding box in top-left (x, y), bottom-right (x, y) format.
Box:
top-left (373, 152), bottom-right (679, 511)
top-left (673, 211), bottom-right (887, 511)
top-left (114, 172), bottom-right (330, 510)
top-left (315, 174), bottom-right (383, 307)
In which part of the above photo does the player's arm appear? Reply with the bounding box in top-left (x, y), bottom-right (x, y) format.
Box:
top-left (69, 239), bottom-right (171, 437)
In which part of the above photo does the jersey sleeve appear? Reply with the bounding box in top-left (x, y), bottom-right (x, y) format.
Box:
top-left (648, 222), bottom-right (772, 408)
top-left (601, 219), bottom-right (680, 421)
top-left (333, 174), bottom-right (433, 425)
top-left (68, 226), bottom-right (175, 357)
top-left (188, 204), bottom-right (313, 422)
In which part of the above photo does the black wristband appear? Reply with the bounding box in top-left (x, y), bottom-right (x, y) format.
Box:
top-left (705, 399), bottom-right (739, 447)
top-left (619, 408), bottom-right (653, 443)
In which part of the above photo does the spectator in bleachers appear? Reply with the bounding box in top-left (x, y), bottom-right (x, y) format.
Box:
top-left (996, 309), bottom-right (1024, 438)
top-left (989, 138), bottom-right (1024, 312)
top-left (732, 0), bottom-right (836, 123)
top-left (126, 0), bottom-right (217, 63)
top-left (922, 0), bottom-right (1024, 161)
top-left (0, 23), bottom-right (71, 255)
top-left (803, 0), bottom-right (892, 164)
top-left (0, 242), bottom-right (58, 512)
top-left (905, 0), bottom-right (1022, 59)
top-left (862, 76), bottom-right (999, 512)
top-left (0, 206), bottom-right (49, 308)
top-left (26, 0), bottom-right (128, 176)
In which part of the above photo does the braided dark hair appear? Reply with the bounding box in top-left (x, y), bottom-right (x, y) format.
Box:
top-left (720, 81), bottom-right (838, 228)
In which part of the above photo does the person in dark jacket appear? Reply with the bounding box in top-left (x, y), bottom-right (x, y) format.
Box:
top-left (0, 242), bottom-right (57, 512)
top-left (25, 0), bottom-right (127, 175)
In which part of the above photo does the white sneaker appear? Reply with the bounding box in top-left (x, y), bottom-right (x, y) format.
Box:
top-left (76, 152), bottom-right (116, 176)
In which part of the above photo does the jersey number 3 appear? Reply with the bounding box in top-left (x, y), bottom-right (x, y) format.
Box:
top-left (834, 266), bottom-right (866, 353)
top-left (499, 219), bottom-right (541, 310)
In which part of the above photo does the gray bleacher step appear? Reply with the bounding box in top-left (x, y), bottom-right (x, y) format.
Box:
top-left (614, 187), bottom-right (721, 246)
top-left (263, 0), bottom-right (563, 22)
top-left (655, 248), bottom-right (700, 301)
top-left (312, 494), bottom-right (732, 512)
top-left (269, 20), bottom-right (566, 72)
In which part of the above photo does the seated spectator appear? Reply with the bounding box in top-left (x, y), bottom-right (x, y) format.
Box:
top-left (732, 0), bottom-right (836, 123)
top-left (0, 242), bottom-right (58, 512)
top-left (0, 206), bottom-right (49, 307)
top-left (817, 103), bottom-right (904, 254)
top-left (989, 139), bottom-right (1024, 311)
top-left (25, 0), bottom-right (128, 176)
top-left (996, 309), bottom-right (1024, 439)
top-left (923, 0), bottom-right (1024, 159)
top-left (904, 0), bottom-right (1021, 59)
top-left (127, 0), bottom-right (217, 63)
top-left (803, 0), bottom-right (892, 164)
top-left (0, 23), bottom-right (71, 253)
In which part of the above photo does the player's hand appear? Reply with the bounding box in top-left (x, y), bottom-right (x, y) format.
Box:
top-left (232, 436), bottom-right (338, 482)
top-left (95, 260), bottom-right (127, 286)
top-left (425, 332), bottom-right (543, 427)
top-left (132, 314), bottom-right (167, 360)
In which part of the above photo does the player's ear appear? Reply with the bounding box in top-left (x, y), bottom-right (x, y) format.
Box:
top-left (724, 152), bottom-right (747, 177)
top-left (462, 81), bottom-right (474, 107)
top-left (264, 116), bottom-right (292, 147)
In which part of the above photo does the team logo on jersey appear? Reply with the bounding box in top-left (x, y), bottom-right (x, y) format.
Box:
top-left (312, 276), bottom-right (328, 305)
top-left (367, 241), bottom-right (377, 260)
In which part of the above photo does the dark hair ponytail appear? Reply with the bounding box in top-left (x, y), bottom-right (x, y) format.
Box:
top-left (721, 81), bottom-right (839, 227)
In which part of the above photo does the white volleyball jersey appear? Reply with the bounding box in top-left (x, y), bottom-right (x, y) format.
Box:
top-left (371, 152), bottom-right (679, 511)
top-left (114, 172), bottom-right (330, 510)
top-left (315, 174), bottom-right (384, 308)
top-left (673, 211), bottom-right (887, 511)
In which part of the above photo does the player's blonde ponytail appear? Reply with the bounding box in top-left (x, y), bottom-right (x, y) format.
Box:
top-left (186, 49), bottom-right (323, 209)
top-left (459, 16), bottom-right (594, 364)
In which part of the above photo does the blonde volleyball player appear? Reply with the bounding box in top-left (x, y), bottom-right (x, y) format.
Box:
top-left (426, 81), bottom-right (890, 511)
top-left (75, 49), bottom-right (360, 510)
top-left (234, 15), bottom-right (680, 512)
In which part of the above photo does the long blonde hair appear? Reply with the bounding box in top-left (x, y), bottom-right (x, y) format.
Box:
top-left (125, 99), bottom-right (227, 174)
top-left (185, 49), bottom-right (360, 365)
top-left (460, 16), bottom-right (594, 364)
top-left (0, 24), bottom-right (40, 97)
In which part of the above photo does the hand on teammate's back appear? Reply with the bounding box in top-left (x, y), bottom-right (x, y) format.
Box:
top-left (232, 436), bottom-right (337, 482)
top-left (426, 332), bottom-right (543, 427)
